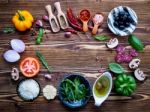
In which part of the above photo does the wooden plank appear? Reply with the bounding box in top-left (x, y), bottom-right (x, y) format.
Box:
top-left (0, 0), bottom-right (150, 112)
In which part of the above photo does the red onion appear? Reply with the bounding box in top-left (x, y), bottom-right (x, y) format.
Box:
top-left (42, 15), bottom-right (49, 22)
top-left (35, 20), bottom-right (43, 27)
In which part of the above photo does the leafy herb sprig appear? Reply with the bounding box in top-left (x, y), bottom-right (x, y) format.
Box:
top-left (36, 51), bottom-right (52, 73)
top-left (60, 77), bottom-right (88, 102)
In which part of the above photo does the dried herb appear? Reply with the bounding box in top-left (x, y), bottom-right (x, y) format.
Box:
top-left (36, 51), bottom-right (52, 73)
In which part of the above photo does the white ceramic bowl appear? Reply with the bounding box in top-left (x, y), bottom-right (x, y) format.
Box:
top-left (107, 6), bottom-right (138, 36)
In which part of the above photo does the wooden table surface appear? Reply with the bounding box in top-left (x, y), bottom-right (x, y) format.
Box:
top-left (0, 0), bottom-right (150, 112)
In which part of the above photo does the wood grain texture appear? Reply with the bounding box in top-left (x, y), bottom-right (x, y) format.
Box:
top-left (0, 0), bottom-right (150, 112)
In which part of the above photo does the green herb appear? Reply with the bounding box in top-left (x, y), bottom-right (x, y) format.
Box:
top-left (94, 35), bottom-right (109, 41)
top-left (3, 27), bottom-right (15, 33)
top-left (60, 77), bottom-right (88, 102)
top-left (36, 51), bottom-right (52, 73)
top-left (109, 63), bottom-right (124, 74)
top-left (128, 34), bottom-right (144, 52)
top-left (36, 28), bottom-right (44, 45)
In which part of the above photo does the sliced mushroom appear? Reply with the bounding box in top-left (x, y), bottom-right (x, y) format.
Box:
top-left (106, 38), bottom-right (119, 49)
top-left (11, 67), bottom-right (19, 81)
top-left (134, 68), bottom-right (146, 81)
top-left (129, 58), bottom-right (141, 69)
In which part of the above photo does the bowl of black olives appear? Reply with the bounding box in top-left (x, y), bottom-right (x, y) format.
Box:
top-left (107, 6), bottom-right (138, 36)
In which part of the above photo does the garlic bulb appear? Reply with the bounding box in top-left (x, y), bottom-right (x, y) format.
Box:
top-left (43, 85), bottom-right (57, 100)
top-left (3, 50), bottom-right (20, 62)
top-left (10, 39), bottom-right (25, 53)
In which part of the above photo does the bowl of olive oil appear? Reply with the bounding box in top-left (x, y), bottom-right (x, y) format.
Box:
top-left (93, 72), bottom-right (112, 106)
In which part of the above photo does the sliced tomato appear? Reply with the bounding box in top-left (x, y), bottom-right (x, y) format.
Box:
top-left (20, 57), bottom-right (40, 77)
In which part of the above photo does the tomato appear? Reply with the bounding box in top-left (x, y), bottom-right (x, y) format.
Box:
top-left (20, 57), bottom-right (40, 77)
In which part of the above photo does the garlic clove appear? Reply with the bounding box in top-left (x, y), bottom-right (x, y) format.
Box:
top-left (134, 68), bottom-right (146, 81)
top-left (10, 39), bottom-right (25, 53)
top-left (3, 50), bottom-right (20, 62)
top-left (107, 38), bottom-right (119, 49)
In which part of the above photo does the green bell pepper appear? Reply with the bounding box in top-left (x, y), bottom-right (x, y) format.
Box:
top-left (114, 74), bottom-right (136, 96)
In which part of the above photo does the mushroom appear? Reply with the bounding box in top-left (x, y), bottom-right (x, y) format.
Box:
top-left (134, 68), bottom-right (146, 81)
top-left (129, 58), bottom-right (141, 69)
top-left (106, 38), bottom-right (119, 49)
top-left (11, 67), bottom-right (19, 81)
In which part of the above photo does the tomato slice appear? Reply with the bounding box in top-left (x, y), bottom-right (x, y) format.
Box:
top-left (20, 57), bottom-right (40, 77)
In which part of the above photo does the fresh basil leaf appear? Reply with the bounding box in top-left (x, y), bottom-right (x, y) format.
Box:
top-left (109, 63), bottom-right (124, 74)
top-left (94, 35), bottom-right (109, 41)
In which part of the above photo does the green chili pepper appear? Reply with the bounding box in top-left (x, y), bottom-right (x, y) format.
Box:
top-left (114, 74), bottom-right (136, 96)
top-left (36, 28), bottom-right (44, 45)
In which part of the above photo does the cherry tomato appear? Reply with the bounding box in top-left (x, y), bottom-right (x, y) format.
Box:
top-left (20, 57), bottom-right (40, 77)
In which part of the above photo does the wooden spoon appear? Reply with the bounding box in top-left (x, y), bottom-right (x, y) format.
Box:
top-left (45, 5), bottom-right (60, 33)
top-left (92, 13), bottom-right (104, 35)
top-left (54, 2), bottom-right (69, 30)
top-left (79, 9), bottom-right (91, 32)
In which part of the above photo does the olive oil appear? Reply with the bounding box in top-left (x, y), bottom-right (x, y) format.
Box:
top-left (94, 76), bottom-right (110, 97)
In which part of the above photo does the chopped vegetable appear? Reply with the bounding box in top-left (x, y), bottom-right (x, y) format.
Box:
top-left (129, 58), bottom-right (141, 69)
top-left (3, 50), bottom-right (20, 63)
top-left (128, 35), bottom-right (144, 52)
top-left (107, 38), bottom-right (119, 49)
top-left (115, 45), bottom-right (138, 63)
top-left (36, 28), bottom-right (44, 45)
top-left (95, 35), bottom-right (109, 41)
top-left (109, 63), bottom-right (124, 74)
top-left (43, 85), bottom-right (57, 100)
top-left (20, 57), bottom-right (40, 77)
top-left (114, 74), bottom-right (136, 96)
top-left (12, 10), bottom-right (34, 31)
top-left (60, 77), bottom-right (88, 102)
top-left (134, 68), bottom-right (146, 81)
top-left (10, 39), bottom-right (25, 53)
top-left (11, 67), bottom-right (19, 81)
top-left (36, 51), bottom-right (52, 73)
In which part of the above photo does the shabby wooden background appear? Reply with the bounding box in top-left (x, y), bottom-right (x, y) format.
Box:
top-left (0, 0), bottom-right (150, 112)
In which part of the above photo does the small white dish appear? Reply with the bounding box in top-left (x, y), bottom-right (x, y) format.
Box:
top-left (93, 72), bottom-right (112, 106)
top-left (107, 6), bottom-right (138, 36)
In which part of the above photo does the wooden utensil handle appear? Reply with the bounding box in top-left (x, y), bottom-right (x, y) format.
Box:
top-left (45, 5), bottom-right (53, 17)
top-left (83, 21), bottom-right (88, 32)
top-left (54, 2), bottom-right (62, 13)
top-left (92, 24), bottom-right (99, 35)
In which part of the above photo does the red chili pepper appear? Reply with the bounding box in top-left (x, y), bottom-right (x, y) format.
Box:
top-left (67, 8), bottom-right (82, 31)
top-left (65, 28), bottom-right (78, 34)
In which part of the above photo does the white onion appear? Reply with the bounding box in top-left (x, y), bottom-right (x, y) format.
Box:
top-left (3, 50), bottom-right (20, 62)
top-left (10, 39), bottom-right (25, 53)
